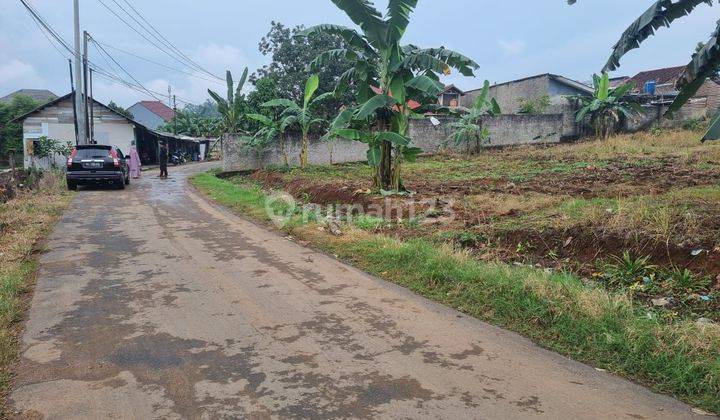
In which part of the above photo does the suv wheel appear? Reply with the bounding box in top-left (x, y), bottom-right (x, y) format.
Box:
top-left (67, 180), bottom-right (78, 191)
top-left (125, 173), bottom-right (130, 185)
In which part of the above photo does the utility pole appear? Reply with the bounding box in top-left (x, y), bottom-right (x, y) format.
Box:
top-left (83, 31), bottom-right (90, 143)
top-left (172, 95), bottom-right (177, 134)
top-left (69, 59), bottom-right (79, 145)
top-left (89, 68), bottom-right (95, 143)
top-left (73, 0), bottom-right (86, 145)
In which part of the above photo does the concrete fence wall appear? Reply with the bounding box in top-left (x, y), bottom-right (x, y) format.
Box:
top-left (222, 114), bottom-right (565, 172)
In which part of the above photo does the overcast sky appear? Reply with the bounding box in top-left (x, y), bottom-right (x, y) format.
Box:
top-left (1, 0), bottom-right (718, 108)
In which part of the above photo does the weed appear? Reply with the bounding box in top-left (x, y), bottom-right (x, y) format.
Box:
top-left (455, 231), bottom-right (486, 248)
top-left (662, 268), bottom-right (712, 294)
top-left (353, 215), bottom-right (387, 231)
top-left (601, 252), bottom-right (656, 288)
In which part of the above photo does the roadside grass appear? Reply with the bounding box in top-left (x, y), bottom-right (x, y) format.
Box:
top-left (0, 171), bottom-right (73, 406)
top-left (191, 171), bottom-right (720, 414)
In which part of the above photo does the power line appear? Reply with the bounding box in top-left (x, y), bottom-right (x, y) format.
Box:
top-left (94, 41), bottom-right (225, 86)
top-left (115, 0), bottom-right (221, 80)
top-left (20, 0), bottom-right (196, 107)
top-left (95, 0), bottom-right (222, 81)
top-left (88, 35), bottom-right (164, 102)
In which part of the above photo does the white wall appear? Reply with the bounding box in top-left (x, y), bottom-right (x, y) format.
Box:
top-left (23, 100), bottom-right (137, 169)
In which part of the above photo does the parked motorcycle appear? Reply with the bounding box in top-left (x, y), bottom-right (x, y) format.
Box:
top-left (170, 152), bottom-right (186, 166)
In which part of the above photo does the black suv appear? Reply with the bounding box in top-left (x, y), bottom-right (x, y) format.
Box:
top-left (66, 145), bottom-right (130, 190)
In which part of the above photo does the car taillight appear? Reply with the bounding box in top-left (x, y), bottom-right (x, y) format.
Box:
top-left (67, 148), bottom-right (77, 168)
top-left (113, 158), bottom-right (121, 168)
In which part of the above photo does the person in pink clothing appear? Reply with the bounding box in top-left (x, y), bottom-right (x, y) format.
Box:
top-left (129, 141), bottom-right (141, 179)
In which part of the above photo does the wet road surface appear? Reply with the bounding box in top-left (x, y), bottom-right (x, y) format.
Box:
top-left (10, 163), bottom-right (705, 419)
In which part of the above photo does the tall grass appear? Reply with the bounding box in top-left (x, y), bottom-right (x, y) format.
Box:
top-left (0, 170), bottom-right (73, 406)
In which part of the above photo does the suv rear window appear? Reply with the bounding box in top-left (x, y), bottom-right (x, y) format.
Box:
top-left (75, 148), bottom-right (112, 159)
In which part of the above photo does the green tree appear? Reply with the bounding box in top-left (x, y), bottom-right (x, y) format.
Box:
top-left (300, 0), bottom-right (479, 191)
top-left (208, 68), bottom-right (250, 135)
top-left (251, 21), bottom-right (355, 120)
top-left (245, 77), bottom-right (281, 132)
top-left (571, 73), bottom-right (643, 139)
top-left (262, 74), bottom-right (332, 167)
top-left (448, 80), bottom-right (501, 153)
top-left (160, 110), bottom-right (220, 137)
top-left (0, 94), bottom-right (42, 158)
top-left (183, 100), bottom-right (220, 118)
top-left (107, 101), bottom-right (134, 119)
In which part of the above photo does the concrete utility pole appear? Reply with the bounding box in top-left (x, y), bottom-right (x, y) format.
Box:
top-left (69, 59), bottom-right (80, 145)
top-left (83, 31), bottom-right (90, 143)
top-left (73, 0), bottom-right (86, 145)
top-left (172, 95), bottom-right (177, 134)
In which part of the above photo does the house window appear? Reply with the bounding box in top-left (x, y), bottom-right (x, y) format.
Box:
top-left (442, 93), bottom-right (460, 106)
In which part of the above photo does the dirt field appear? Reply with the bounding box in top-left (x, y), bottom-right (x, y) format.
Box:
top-left (231, 130), bottom-right (720, 320)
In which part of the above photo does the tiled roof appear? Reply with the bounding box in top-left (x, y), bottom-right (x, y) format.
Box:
top-left (627, 66), bottom-right (686, 91)
top-left (137, 101), bottom-right (175, 121)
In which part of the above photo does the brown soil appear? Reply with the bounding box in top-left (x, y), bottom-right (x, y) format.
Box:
top-left (519, 157), bottom-right (720, 199)
top-left (404, 157), bottom-right (720, 199)
top-left (496, 226), bottom-right (720, 279)
top-left (241, 154), bottom-right (720, 283)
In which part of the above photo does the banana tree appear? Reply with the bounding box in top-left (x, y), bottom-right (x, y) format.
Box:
top-left (567, 0), bottom-right (718, 128)
top-left (300, 0), bottom-right (479, 191)
top-left (246, 112), bottom-right (295, 167)
top-left (208, 67), bottom-right (249, 135)
top-left (570, 73), bottom-right (643, 139)
top-left (448, 80), bottom-right (501, 153)
top-left (262, 74), bottom-right (331, 167)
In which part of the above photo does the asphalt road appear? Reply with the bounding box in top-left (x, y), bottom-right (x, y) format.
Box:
top-left (10, 162), bottom-right (706, 419)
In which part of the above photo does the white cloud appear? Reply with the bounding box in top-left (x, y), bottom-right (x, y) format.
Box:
top-left (0, 58), bottom-right (45, 87)
top-left (498, 40), bottom-right (526, 56)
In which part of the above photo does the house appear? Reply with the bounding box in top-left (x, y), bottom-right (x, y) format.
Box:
top-left (627, 65), bottom-right (720, 110)
top-left (625, 66), bottom-right (720, 131)
top-left (127, 100), bottom-right (176, 130)
top-left (609, 76), bottom-right (630, 88)
top-left (438, 85), bottom-right (464, 107)
top-left (1, 89), bottom-right (57, 104)
top-left (14, 92), bottom-right (202, 169)
top-left (461, 74), bottom-right (593, 139)
top-left (461, 74), bottom-right (592, 112)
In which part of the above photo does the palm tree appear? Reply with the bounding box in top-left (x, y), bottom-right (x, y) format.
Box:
top-left (208, 68), bottom-right (249, 135)
top-left (300, 0), bottom-right (479, 191)
top-left (448, 80), bottom-right (501, 153)
top-left (262, 74), bottom-right (332, 167)
top-left (567, 0), bottom-right (717, 116)
top-left (570, 73), bottom-right (643, 139)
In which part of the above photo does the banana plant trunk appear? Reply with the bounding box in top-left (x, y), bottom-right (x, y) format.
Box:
top-left (300, 129), bottom-right (309, 168)
top-left (379, 140), bottom-right (392, 189)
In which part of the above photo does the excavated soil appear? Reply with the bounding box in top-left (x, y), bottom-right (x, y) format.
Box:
top-left (242, 155), bottom-right (720, 281)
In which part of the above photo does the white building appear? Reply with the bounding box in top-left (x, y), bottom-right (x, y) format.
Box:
top-left (15, 93), bottom-right (204, 169)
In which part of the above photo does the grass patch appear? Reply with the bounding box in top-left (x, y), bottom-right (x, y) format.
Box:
top-left (193, 170), bottom-right (720, 414)
top-left (0, 170), bottom-right (73, 408)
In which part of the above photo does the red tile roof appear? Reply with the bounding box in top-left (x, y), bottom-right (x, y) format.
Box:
top-left (627, 66), bottom-right (685, 92)
top-left (370, 85), bottom-right (421, 110)
top-left (138, 101), bottom-right (175, 121)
